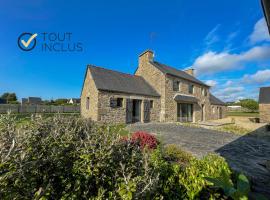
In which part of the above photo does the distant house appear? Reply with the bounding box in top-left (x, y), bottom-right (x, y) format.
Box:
top-left (22, 97), bottom-right (42, 105)
top-left (259, 86), bottom-right (270, 123)
top-left (68, 98), bottom-right (81, 104)
top-left (227, 105), bottom-right (242, 111)
top-left (0, 98), bottom-right (7, 104)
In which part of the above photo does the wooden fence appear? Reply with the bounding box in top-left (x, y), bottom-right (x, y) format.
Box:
top-left (0, 104), bottom-right (80, 114)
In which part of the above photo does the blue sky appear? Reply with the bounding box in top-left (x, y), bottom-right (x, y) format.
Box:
top-left (0, 0), bottom-right (269, 102)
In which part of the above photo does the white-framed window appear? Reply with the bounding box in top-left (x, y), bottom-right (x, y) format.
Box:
top-left (202, 88), bottom-right (207, 96)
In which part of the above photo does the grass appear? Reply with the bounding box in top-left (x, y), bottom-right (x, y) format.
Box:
top-left (177, 122), bottom-right (199, 128)
top-left (227, 112), bottom-right (259, 117)
top-left (215, 124), bottom-right (252, 135)
top-left (0, 113), bottom-right (80, 128)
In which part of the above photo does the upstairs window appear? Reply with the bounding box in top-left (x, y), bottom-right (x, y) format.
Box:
top-left (86, 97), bottom-right (90, 110)
top-left (188, 84), bottom-right (194, 94)
top-left (204, 89), bottom-right (208, 96)
top-left (173, 80), bottom-right (180, 91)
top-left (202, 88), bottom-right (207, 96)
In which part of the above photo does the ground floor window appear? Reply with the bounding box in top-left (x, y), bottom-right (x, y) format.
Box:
top-left (177, 103), bottom-right (193, 122)
top-left (117, 98), bottom-right (123, 107)
top-left (150, 100), bottom-right (153, 108)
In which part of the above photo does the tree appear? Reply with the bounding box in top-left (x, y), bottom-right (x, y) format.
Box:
top-left (239, 99), bottom-right (258, 112)
top-left (1, 92), bottom-right (17, 103)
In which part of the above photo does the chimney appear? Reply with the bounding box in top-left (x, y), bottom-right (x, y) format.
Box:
top-left (139, 49), bottom-right (154, 65)
top-left (184, 68), bottom-right (194, 76)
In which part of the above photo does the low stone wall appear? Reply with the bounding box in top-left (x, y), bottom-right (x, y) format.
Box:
top-left (0, 104), bottom-right (80, 114)
top-left (259, 104), bottom-right (270, 123)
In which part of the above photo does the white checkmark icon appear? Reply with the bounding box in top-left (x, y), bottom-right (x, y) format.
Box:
top-left (21, 33), bottom-right (38, 48)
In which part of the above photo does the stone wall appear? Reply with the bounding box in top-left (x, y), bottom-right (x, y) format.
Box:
top-left (135, 51), bottom-right (166, 121)
top-left (80, 68), bottom-right (99, 120)
top-left (259, 104), bottom-right (270, 123)
top-left (98, 91), bottom-right (161, 124)
top-left (210, 105), bottom-right (227, 120)
top-left (164, 74), bottom-right (211, 122)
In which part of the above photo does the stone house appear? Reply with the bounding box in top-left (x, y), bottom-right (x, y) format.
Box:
top-left (81, 50), bottom-right (226, 123)
top-left (67, 98), bottom-right (81, 105)
top-left (21, 97), bottom-right (42, 105)
top-left (259, 86), bottom-right (270, 123)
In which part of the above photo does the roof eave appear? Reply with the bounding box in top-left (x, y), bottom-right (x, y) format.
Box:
top-left (97, 89), bottom-right (160, 97)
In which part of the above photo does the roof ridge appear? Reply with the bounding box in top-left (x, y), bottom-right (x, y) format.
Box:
top-left (88, 64), bottom-right (140, 78)
top-left (153, 61), bottom-right (185, 73)
top-left (150, 61), bottom-right (209, 87)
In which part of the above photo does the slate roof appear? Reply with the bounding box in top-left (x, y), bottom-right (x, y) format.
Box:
top-left (150, 61), bottom-right (209, 87)
top-left (88, 65), bottom-right (160, 97)
top-left (174, 94), bottom-right (198, 103)
top-left (259, 87), bottom-right (270, 104)
top-left (210, 94), bottom-right (226, 105)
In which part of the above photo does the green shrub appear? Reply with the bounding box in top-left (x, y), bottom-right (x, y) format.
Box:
top-left (179, 153), bottom-right (231, 199)
top-left (149, 147), bottom-right (186, 199)
top-left (163, 144), bottom-right (193, 166)
top-left (0, 114), bottom-right (160, 199)
top-left (206, 171), bottom-right (249, 200)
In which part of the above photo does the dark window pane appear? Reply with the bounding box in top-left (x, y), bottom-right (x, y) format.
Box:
top-left (86, 97), bottom-right (90, 110)
top-left (173, 81), bottom-right (180, 91)
top-left (117, 98), bottom-right (123, 107)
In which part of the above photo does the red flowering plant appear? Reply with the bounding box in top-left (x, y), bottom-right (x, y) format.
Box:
top-left (130, 131), bottom-right (158, 149)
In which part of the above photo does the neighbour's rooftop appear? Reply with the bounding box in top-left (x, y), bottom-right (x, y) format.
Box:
top-left (259, 86), bottom-right (270, 104)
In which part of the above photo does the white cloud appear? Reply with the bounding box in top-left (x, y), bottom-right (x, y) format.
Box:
top-left (213, 86), bottom-right (246, 102)
top-left (191, 46), bottom-right (270, 75)
top-left (243, 69), bottom-right (270, 83)
top-left (224, 80), bottom-right (233, 86)
top-left (204, 24), bottom-right (220, 47)
top-left (205, 80), bottom-right (217, 87)
top-left (223, 86), bottom-right (244, 94)
top-left (249, 18), bottom-right (270, 44)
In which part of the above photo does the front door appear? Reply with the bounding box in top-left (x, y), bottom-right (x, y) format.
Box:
top-left (177, 103), bottom-right (193, 122)
top-left (219, 107), bottom-right (222, 119)
top-left (132, 100), bottom-right (141, 122)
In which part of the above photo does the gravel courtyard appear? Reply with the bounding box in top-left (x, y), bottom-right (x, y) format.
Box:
top-left (127, 122), bottom-right (240, 157)
top-left (127, 123), bottom-right (270, 197)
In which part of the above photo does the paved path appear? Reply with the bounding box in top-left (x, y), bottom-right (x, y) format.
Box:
top-left (127, 123), bottom-right (270, 197)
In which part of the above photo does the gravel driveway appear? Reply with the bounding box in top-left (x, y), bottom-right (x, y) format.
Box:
top-left (127, 122), bottom-right (240, 157)
top-left (127, 123), bottom-right (270, 197)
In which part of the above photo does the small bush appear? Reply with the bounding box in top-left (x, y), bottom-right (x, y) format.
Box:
top-left (163, 144), bottom-right (193, 166)
top-left (179, 153), bottom-right (231, 199)
top-left (131, 131), bottom-right (158, 149)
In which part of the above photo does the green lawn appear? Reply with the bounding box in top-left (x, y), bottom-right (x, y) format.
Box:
top-left (0, 113), bottom-right (80, 127)
top-left (227, 112), bottom-right (259, 117)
